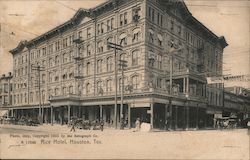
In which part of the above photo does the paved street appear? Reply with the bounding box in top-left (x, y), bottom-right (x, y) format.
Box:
top-left (0, 124), bottom-right (249, 159)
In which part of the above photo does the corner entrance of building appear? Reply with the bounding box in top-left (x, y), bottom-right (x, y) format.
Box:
top-left (130, 107), bottom-right (150, 128)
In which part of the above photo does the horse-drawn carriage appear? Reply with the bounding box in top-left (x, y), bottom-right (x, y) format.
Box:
top-left (215, 117), bottom-right (237, 129)
top-left (68, 117), bottom-right (102, 130)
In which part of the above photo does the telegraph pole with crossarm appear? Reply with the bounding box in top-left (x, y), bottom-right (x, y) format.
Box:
top-left (32, 64), bottom-right (45, 124)
top-left (107, 42), bottom-right (123, 129)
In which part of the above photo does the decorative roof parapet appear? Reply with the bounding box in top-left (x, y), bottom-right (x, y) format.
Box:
top-left (10, 0), bottom-right (228, 55)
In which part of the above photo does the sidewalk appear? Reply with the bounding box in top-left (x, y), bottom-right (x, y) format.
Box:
top-left (0, 124), bottom-right (136, 134)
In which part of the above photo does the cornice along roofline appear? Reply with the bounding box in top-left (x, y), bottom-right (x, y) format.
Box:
top-left (10, 0), bottom-right (228, 55)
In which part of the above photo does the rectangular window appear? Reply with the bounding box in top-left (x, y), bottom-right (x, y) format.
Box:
top-left (124, 12), bottom-right (128, 25)
top-left (37, 49), bottom-right (40, 58)
top-left (87, 45), bottom-right (91, 56)
top-left (97, 24), bottom-right (100, 35)
top-left (78, 31), bottom-right (82, 39)
top-left (157, 78), bottom-right (162, 88)
top-left (101, 22), bottom-right (104, 33)
top-left (160, 15), bottom-right (163, 27)
top-left (49, 44), bottom-right (53, 54)
top-left (120, 14), bottom-right (123, 26)
top-left (157, 12), bottom-right (160, 25)
top-left (133, 32), bottom-right (139, 43)
top-left (87, 28), bottom-right (91, 38)
top-left (178, 26), bottom-right (181, 35)
top-left (42, 47), bottom-right (46, 56)
top-left (148, 7), bottom-right (151, 19)
top-left (171, 20), bottom-right (174, 31)
top-left (107, 20), bottom-right (111, 31)
top-left (111, 18), bottom-right (114, 30)
top-left (152, 9), bottom-right (155, 22)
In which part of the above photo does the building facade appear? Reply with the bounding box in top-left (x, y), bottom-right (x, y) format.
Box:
top-left (0, 73), bottom-right (13, 117)
top-left (4, 0), bottom-right (232, 129)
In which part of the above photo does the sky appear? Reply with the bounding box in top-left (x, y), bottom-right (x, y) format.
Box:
top-left (0, 0), bottom-right (249, 88)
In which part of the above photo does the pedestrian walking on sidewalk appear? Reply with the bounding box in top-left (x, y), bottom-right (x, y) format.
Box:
top-left (70, 120), bottom-right (76, 132)
top-left (135, 118), bottom-right (141, 132)
top-left (100, 119), bottom-right (104, 131)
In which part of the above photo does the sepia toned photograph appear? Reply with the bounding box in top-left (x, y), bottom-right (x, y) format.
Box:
top-left (0, 0), bottom-right (249, 159)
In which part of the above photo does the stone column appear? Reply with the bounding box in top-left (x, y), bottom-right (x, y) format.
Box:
top-left (51, 106), bottom-right (53, 126)
top-left (128, 104), bottom-right (131, 129)
top-left (100, 105), bottom-right (103, 120)
top-left (150, 102), bottom-right (154, 129)
top-left (68, 105), bottom-right (71, 125)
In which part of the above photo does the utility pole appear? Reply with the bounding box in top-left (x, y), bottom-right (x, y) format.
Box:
top-left (119, 59), bottom-right (127, 129)
top-left (167, 42), bottom-right (182, 130)
top-left (107, 42), bottom-right (122, 129)
top-left (32, 64), bottom-right (45, 124)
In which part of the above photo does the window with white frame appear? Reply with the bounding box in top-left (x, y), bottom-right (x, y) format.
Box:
top-left (87, 27), bottom-right (91, 38)
top-left (42, 47), bottom-right (46, 56)
top-left (48, 44), bottom-right (53, 54)
top-left (157, 34), bottom-right (163, 46)
top-left (87, 44), bottom-right (91, 56)
top-left (69, 86), bottom-right (73, 94)
top-left (97, 81), bottom-right (103, 95)
top-left (97, 41), bottom-right (103, 53)
top-left (132, 28), bottom-right (140, 43)
top-left (42, 74), bottom-right (46, 84)
top-left (107, 56), bottom-right (113, 72)
top-left (97, 24), bottom-right (101, 35)
top-left (149, 29), bottom-right (154, 43)
top-left (106, 79), bottom-right (112, 93)
top-left (69, 35), bottom-right (74, 45)
top-left (119, 33), bottom-right (127, 46)
top-left (157, 54), bottom-right (163, 69)
top-left (63, 87), bottom-right (67, 95)
top-left (30, 92), bottom-right (33, 103)
top-left (55, 41), bottom-right (60, 51)
top-left (37, 49), bottom-right (41, 58)
top-left (49, 72), bottom-right (53, 83)
top-left (97, 59), bottom-right (103, 73)
top-left (107, 20), bottom-right (111, 31)
top-left (107, 37), bottom-right (113, 50)
top-left (54, 71), bottom-right (59, 82)
top-left (55, 55), bottom-right (60, 66)
top-left (86, 62), bottom-right (90, 75)
top-left (111, 18), bottom-right (114, 30)
top-left (157, 77), bottom-right (162, 88)
top-left (131, 75), bottom-right (139, 90)
top-left (62, 68), bottom-right (67, 80)
top-left (69, 68), bottom-right (74, 79)
top-left (78, 31), bottom-right (82, 39)
top-left (86, 83), bottom-right (90, 95)
top-left (101, 23), bottom-right (104, 33)
top-left (132, 50), bottom-right (139, 66)
top-left (120, 12), bottom-right (128, 26)
top-left (55, 88), bottom-right (59, 96)
top-left (63, 53), bottom-right (68, 63)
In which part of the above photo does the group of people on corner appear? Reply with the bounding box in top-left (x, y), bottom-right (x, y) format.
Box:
top-left (70, 119), bottom-right (104, 132)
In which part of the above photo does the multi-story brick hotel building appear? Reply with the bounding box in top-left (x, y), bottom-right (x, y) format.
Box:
top-left (3, 0), bottom-right (230, 129)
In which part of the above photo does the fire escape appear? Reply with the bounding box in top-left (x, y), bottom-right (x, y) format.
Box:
top-left (73, 36), bottom-right (84, 97)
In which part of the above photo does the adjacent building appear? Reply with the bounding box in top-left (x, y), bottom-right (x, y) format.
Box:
top-left (3, 0), bottom-right (243, 130)
top-left (0, 73), bottom-right (13, 117)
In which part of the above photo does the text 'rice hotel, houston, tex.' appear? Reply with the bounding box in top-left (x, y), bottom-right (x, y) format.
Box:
top-left (3, 0), bottom-right (247, 130)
